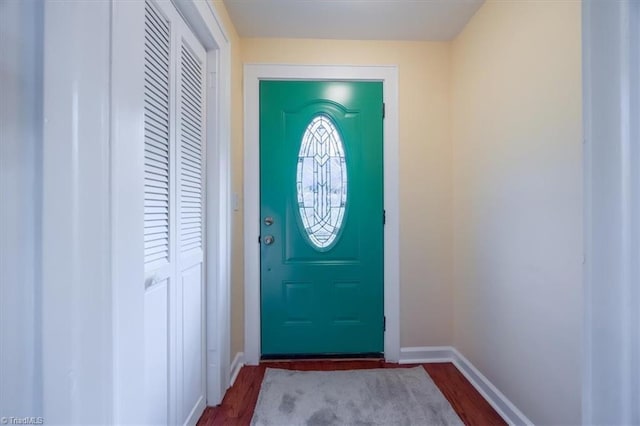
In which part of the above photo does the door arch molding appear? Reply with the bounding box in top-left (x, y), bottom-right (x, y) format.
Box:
top-left (243, 64), bottom-right (400, 365)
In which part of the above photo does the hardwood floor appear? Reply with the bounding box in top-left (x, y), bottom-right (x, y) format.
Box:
top-left (197, 360), bottom-right (506, 426)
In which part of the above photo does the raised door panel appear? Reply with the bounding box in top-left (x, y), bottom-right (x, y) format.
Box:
top-left (144, 279), bottom-right (169, 425)
top-left (181, 265), bottom-right (204, 418)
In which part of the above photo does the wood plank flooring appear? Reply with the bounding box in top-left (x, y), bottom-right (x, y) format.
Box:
top-left (197, 361), bottom-right (506, 426)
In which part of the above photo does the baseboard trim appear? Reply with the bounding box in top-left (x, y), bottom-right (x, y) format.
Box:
top-left (229, 352), bottom-right (245, 387)
top-left (184, 396), bottom-right (206, 426)
top-left (399, 346), bottom-right (455, 364)
top-left (400, 346), bottom-right (533, 426)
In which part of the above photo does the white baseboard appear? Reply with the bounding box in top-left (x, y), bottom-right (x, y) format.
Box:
top-left (184, 396), bottom-right (206, 426)
top-left (450, 348), bottom-right (534, 426)
top-left (400, 346), bottom-right (533, 426)
top-left (399, 346), bottom-right (456, 364)
top-left (229, 352), bottom-right (245, 387)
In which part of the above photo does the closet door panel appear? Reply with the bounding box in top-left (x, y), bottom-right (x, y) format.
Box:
top-left (181, 265), bottom-right (204, 416)
top-left (142, 1), bottom-right (174, 424)
top-left (176, 24), bottom-right (207, 424)
top-left (144, 278), bottom-right (170, 425)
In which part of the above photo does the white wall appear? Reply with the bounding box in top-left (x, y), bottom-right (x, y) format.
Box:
top-left (0, 0), bottom-right (43, 419)
top-left (451, 2), bottom-right (583, 424)
top-left (41, 2), bottom-right (113, 423)
top-left (583, 1), bottom-right (640, 424)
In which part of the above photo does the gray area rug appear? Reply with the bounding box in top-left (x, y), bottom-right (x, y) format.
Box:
top-left (250, 367), bottom-right (464, 426)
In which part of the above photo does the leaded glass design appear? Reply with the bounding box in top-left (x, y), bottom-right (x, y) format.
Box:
top-left (296, 115), bottom-right (347, 249)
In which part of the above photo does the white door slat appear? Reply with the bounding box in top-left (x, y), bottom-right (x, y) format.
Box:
top-left (143, 0), bottom-right (171, 267)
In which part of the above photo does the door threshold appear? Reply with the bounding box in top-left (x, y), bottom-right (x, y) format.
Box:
top-left (261, 352), bottom-right (383, 362)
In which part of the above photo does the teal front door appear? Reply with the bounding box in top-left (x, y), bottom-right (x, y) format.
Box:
top-left (260, 80), bottom-right (384, 357)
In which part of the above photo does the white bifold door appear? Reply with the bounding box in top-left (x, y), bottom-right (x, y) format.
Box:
top-left (142, 0), bottom-right (207, 424)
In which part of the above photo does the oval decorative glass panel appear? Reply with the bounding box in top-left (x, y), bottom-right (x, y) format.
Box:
top-left (296, 115), bottom-right (347, 249)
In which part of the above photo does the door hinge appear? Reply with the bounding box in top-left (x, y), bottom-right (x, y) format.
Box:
top-left (382, 102), bottom-right (386, 119)
top-left (383, 316), bottom-right (386, 331)
top-left (383, 210), bottom-right (386, 225)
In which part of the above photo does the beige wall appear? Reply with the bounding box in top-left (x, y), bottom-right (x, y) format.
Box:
top-left (213, 4), bottom-right (583, 423)
top-left (211, 1), bottom-right (245, 356)
top-left (212, 0), bottom-right (457, 356)
top-left (242, 39), bottom-right (455, 350)
top-left (451, 1), bottom-right (582, 424)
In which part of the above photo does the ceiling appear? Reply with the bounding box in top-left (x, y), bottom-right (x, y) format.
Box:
top-left (223, 0), bottom-right (485, 41)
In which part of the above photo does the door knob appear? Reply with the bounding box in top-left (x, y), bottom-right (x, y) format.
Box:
top-left (263, 235), bottom-right (275, 245)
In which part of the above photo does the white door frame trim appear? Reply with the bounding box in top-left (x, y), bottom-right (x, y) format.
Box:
top-left (582, 1), bottom-right (640, 423)
top-left (243, 64), bottom-right (400, 365)
top-left (171, 0), bottom-right (234, 408)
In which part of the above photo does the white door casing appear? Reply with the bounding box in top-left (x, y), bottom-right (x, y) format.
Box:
top-left (243, 65), bottom-right (400, 365)
top-left (583, 1), bottom-right (640, 424)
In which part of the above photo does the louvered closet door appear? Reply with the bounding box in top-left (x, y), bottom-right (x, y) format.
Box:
top-left (175, 16), bottom-right (207, 426)
top-left (142, 1), bottom-right (207, 424)
top-left (143, 1), bottom-right (173, 425)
